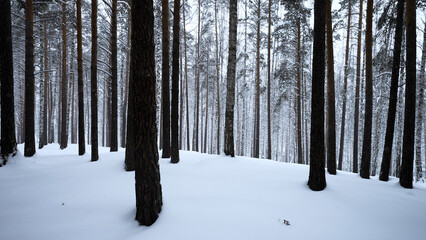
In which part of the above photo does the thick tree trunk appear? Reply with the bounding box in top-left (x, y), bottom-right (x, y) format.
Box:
top-left (91, 0), bottom-right (99, 161)
top-left (338, 0), bottom-right (351, 170)
top-left (24, 0), bottom-right (35, 157)
top-left (379, 0), bottom-right (403, 181)
top-left (60, 1), bottom-right (68, 150)
top-left (161, 0), bottom-right (171, 158)
top-left (308, 0), bottom-right (326, 191)
top-left (77, 0), bottom-right (85, 155)
top-left (400, 0), bottom-right (416, 189)
top-left (110, 0), bottom-right (118, 152)
top-left (360, 0), bottom-right (373, 179)
top-left (224, 0), bottom-right (237, 157)
top-left (352, 0), bottom-right (363, 173)
top-left (0, 0), bottom-right (17, 164)
top-left (415, 23), bottom-right (426, 182)
top-left (170, 0), bottom-right (180, 164)
top-left (326, 0), bottom-right (336, 174)
top-left (132, 0), bottom-right (163, 225)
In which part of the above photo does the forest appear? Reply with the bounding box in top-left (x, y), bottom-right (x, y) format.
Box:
top-left (0, 0), bottom-right (425, 236)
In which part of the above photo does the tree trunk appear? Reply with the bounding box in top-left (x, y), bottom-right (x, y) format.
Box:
top-left (224, 0), bottom-right (237, 157)
top-left (360, 0), bottom-right (373, 179)
top-left (308, 0), bottom-right (326, 191)
top-left (60, 1), bottom-right (68, 150)
top-left (338, 0), bottom-right (351, 170)
top-left (132, 0), bottom-right (163, 226)
top-left (415, 22), bottom-right (426, 182)
top-left (352, 0), bottom-right (363, 173)
top-left (170, 0), bottom-right (180, 164)
top-left (326, 0), bottom-right (336, 174)
top-left (121, 11), bottom-right (131, 148)
top-left (0, 0), bottom-right (17, 164)
top-left (42, 22), bottom-right (49, 147)
top-left (253, 0), bottom-right (261, 159)
top-left (215, 0), bottom-right (221, 155)
top-left (24, 0), bottom-right (35, 157)
top-left (110, 0), bottom-right (118, 152)
top-left (91, 0), bottom-right (99, 161)
top-left (192, 0), bottom-right (201, 152)
top-left (77, 0), bottom-right (85, 155)
top-left (400, 0), bottom-right (416, 189)
top-left (266, 0), bottom-right (272, 160)
top-left (204, 55), bottom-right (209, 153)
top-left (378, 0), bottom-right (403, 181)
top-left (180, 53), bottom-right (184, 150)
top-left (183, 2), bottom-right (190, 150)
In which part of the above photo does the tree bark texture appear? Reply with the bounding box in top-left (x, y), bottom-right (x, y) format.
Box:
top-left (91, 0), bottom-right (99, 161)
top-left (224, 0), bottom-right (237, 157)
top-left (253, 0), bottom-right (261, 159)
top-left (77, 0), bottom-right (85, 155)
top-left (360, 0), bottom-right (373, 179)
top-left (60, 1), bottom-right (68, 150)
top-left (170, 0), bottom-right (180, 164)
top-left (132, 0), bottom-right (163, 225)
top-left (308, 0), bottom-right (326, 191)
top-left (161, 0), bottom-right (171, 158)
top-left (400, 0), bottom-right (416, 189)
top-left (110, 0), bottom-right (118, 152)
top-left (215, 0), bottom-right (221, 155)
top-left (0, 0), bottom-right (17, 164)
top-left (379, 0), bottom-right (403, 181)
top-left (267, 0), bottom-right (272, 160)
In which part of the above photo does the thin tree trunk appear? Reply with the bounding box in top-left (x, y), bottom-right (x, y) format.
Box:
top-left (296, 4), bottom-right (303, 165)
top-left (215, 0), bottom-right (220, 155)
top-left (193, 0), bottom-right (201, 152)
top-left (253, 0), bottom-right (261, 159)
top-left (352, 0), bottom-right (363, 173)
top-left (132, 0), bottom-right (163, 225)
top-left (204, 55), bottom-right (209, 153)
top-left (24, 0), bottom-right (35, 157)
top-left (224, 0), bottom-right (237, 157)
top-left (60, 1), bottom-right (68, 150)
top-left (91, 0), bottom-right (99, 161)
top-left (170, 0), bottom-right (180, 164)
top-left (161, 0), bottom-right (170, 158)
top-left (110, 0), bottom-right (118, 152)
top-left (338, 0), bottom-right (351, 170)
top-left (77, 0), bottom-right (85, 155)
top-left (121, 12), bottom-right (131, 148)
top-left (400, 0), bottom-right (416, 189)
top-left (360, 0), bottom-right (373, 179)
top-left (183, 1), bottom-right (190, 150)
top-left (180, 52), bottom-right (184, 150)
top-left (378, 0), bottom-right (403, 181)
top-left (0, 0), bottom-right (17, 163)
top-left (266, 0), bottom-right (272, 160)
top-left (308, 0), bottom-right (326, 191)
top-left (42, 22), bottom-right (49, 147)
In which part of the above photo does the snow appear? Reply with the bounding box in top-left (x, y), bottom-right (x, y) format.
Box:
top-left (1, 144), bottom-right (425, 240)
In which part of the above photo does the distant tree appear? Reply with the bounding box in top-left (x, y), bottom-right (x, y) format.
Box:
top-left (400, 0), bottom-right (416, 189)
top-left (170, 0), bottom-right (180, 164)
top-left (214, 0), bottom-right (220, 155)
top-left (192, 0), bottom-right (201, 152)
top-left (0, 0), bottom-right (17, 164)
top-left (352, 0), bottom-right (363, 174)
top-left (91, 0), bottom-right (99, 161)
top-left (224, 0), bottom-right (237, 157)
top-left (253, 0), bottom-right (261, 159)
top-left (110, 0), bottom-right (118, 152)
top-left (161, 0), bottom-right (171, 158)
top-left (379, 0), bottom-right (404, 181)
top-left (266, 0), bottom-right (272, 160)
top-left (326, 0), bottom-right (336, 174)
top-left (132, 0), bottom-right (163, 225)
top-left (24, 0), bottom-right (36, 157)
top-left (308, 0), bottom-right (326, 191)
top-left (360, 0), bottom-right (373, 179)
top-left (415, 22), bottom-right (425, 182)
top-left (183, 1), bottom-right (190, 150)
top-left (77, 0), bottom-right (85, 155)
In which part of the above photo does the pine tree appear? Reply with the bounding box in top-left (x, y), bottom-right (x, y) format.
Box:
top-left (132, 0), bottom-right (163, 225)
top-left (170, 0), bottom-right (180, 164)
top-left (224, 0), bottom-right (238, 157)
top-left (379, 0), bottom-right (404, 181)
top-left (308, 0), bottom-right (326, 191)
top-left (91, 0), bottom-right (99, 161)
top-left (77, 0), bottom-right (85, 155)
top-left (0, 0), bottom-right (17, 164)
top-left (161, 0), bottom-right (171, 158)
top-left (60, 1), bottom-right (68, 150)
top-left (400, 0), bottom-right (416, 189)
top-left (110, 0), bottom-right (118, 152)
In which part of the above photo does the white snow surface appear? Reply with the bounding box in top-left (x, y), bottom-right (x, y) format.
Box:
top-left (1, 144), bottom-right (425, 240)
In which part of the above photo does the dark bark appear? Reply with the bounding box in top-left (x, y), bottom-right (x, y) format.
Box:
top-left (267, 0), bottom-right (272, 160)
top-left (215, 0), bottom-right (220, 155)
top-left (24, 0), bottom-right (35, 157)
top-left (77, 0), bottom-right (85, 155)
top-left (360, 0), bottom-right (373, 179)
top-left (326, 0), bottom-right (336, 174)
top-left (132, 0), bottom-right (163, 225)
top-left (308, 0), bottom-right (326, 191)
top-left (110, 0), bottom-right (118, 152)
top-left (253, 0), bottom-right (261, 159)
top-left (60, 1), bottom-right (68, 150)
top-left (352, 0), bottom-right (363, 173)
top-left (161, 0), bottom-right (171, 158)
top-left (91, 0), bottom-right (99, 161)
top-left (170, 0), bottom-right (180, 164)
top-left (192, 0), bottom-right (201, 152)
top-left (42, 22), bottom-right (49, 147)
top-left (224, 0), bottom-right (237, 157)
top-left (338, 0), bottom-right (351, 170)
top-left (0, 0), bottom-right (17, 164)
top-left (400, 0), bottom-right (416, 189)
top-left (296, 8), bottom-right (303, 164)
top-left (379, 0), bottom-right (403, 181)
top-left (121, 13), bottom-right (131, 148)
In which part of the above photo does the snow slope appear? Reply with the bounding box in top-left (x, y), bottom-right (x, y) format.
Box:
top-left (0, 144), bottom-right (425, 240)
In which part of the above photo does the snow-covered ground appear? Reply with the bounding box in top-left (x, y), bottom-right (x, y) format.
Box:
top-left (1, 144), bottom-right (425, 240)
